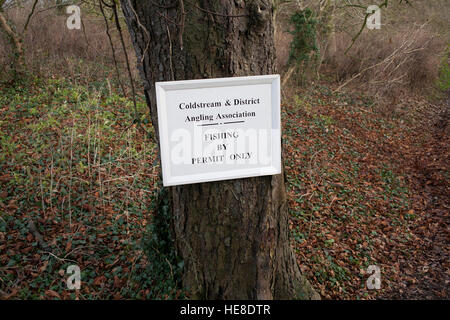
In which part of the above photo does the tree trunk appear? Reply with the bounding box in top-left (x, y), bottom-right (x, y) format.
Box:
top-left (0, 9), bottom-right (25, 74)
top-left (120, 0), bottom-right (319, 300)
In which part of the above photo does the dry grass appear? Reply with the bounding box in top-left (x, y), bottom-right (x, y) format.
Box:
top-left (0, 4), bottom-right (137, 85)
top-left (326, 24), bottom-right (445, 100)
top-left (275, 0), bottom-right (449, 102)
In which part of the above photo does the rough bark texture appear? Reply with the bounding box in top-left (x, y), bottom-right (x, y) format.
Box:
top-left (120, 0), bottom-right (319, 300)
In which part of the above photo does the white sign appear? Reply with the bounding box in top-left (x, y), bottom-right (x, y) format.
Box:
top-left (155, 75), bottom-right (281, 186)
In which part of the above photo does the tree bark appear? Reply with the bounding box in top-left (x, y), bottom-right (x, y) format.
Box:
top-left (0, 9), bottom-right (25, 74)
top-left (120, 0), bottom-right (319, 300)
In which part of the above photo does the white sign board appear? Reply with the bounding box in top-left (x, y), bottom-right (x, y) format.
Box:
top-left (155, 75), bottom-right (281, 186)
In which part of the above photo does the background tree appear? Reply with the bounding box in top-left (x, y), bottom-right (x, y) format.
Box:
top-left (0, 0), bottom-right (79, 78)
top-left (119, 0), bottom-right (319, 299)
top-left (0, 0), bottom-right (34, 75)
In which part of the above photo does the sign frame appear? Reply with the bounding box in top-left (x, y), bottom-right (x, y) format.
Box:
top-left (155, 74), bottom-right (281, 186)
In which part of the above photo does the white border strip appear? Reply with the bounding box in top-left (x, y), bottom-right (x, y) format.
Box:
top-left (155, 75), bottom-right (281, 186)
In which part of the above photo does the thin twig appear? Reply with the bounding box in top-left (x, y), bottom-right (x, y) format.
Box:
top-left (99, 0), bottom-right (126, 96)
top-left (112, 0), bottom-right (148, 136)
top-left (126, 0), bottom-right (151, 63)
top-left (23, 0), bottom-right (39, 33)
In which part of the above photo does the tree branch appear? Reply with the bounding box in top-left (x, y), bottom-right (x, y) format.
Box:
top-left (99, 0), bottom-right (126, 96)
top-left (23, 0), bottom-right (39, 33)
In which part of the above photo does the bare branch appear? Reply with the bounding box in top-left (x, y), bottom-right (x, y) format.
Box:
top-left (23, 0), bottom-right (39, 33)
top-left (99, 0), bottom-right (126, 96)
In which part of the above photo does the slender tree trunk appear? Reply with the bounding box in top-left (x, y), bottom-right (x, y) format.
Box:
top-left (321, 0), bottom-right (337, 57)
top-left (328, 1), bottom-right (337, 56)
top-left (120, 0), bottom-right (319, 300)
top-left (0, 9), bottom-right (25, 74)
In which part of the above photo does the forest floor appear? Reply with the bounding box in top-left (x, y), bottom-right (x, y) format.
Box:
top-left (283, 83), bottom-right (449, 299)
top-left (0, 76), bottom-right (448, 299)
